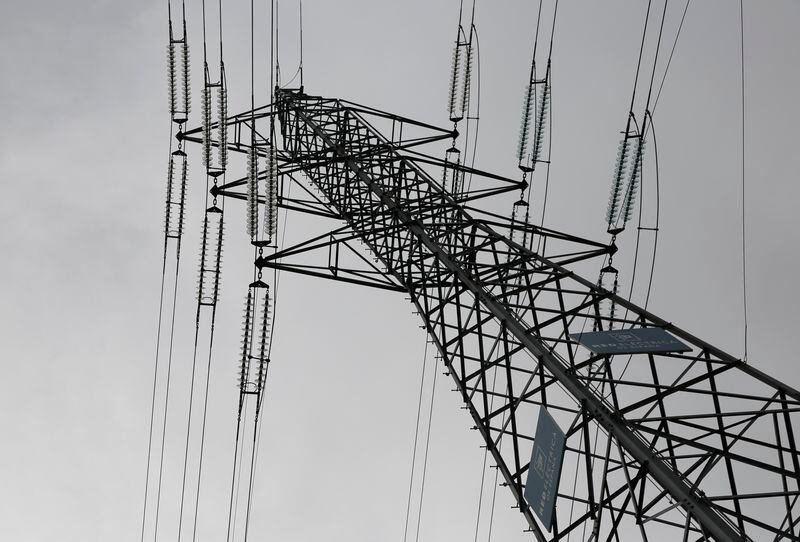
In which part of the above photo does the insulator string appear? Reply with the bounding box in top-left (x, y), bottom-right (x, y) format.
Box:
top-left (513, 0), bottom-right (558, 218)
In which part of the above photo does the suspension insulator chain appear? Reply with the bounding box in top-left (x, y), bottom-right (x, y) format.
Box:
top-left (238, 281), bottom-right (271, 402)
top-left (517, 75), bottom-right (536, 167)
top-left (201, 67), bottom-right (229, 174)
top-left (167, 18), bottom-right (191, 124)
top-left (443, 147), bottom-right (463, 198)
top-left (447, 32), bottom-right (464, 123)
top-left (517, 61), bottom-right (550, 173)
top-left (263, 144), bottom-right (279, 243)
top-left (621, 136), bottom-right (646, 226)
top-left (530, 71), bottom-right (550, 169)
top-left (197, 205), bottom-right (225, 306)
top-left (165, 139), bottom-right (188, 240)
top-left (509, 197), bottom-right (530, 250)
top-left (606, 130), bottom-right (646, 235)
top-left (246, 145), bottom-right (260, 240)
top-left (459, 32), bottom-right (474, 120)
top-left (595, 262), bottom-right (620, 331)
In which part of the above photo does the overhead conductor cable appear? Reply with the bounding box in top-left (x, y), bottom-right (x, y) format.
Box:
top-left (143, 3), bottom-right (192, 542)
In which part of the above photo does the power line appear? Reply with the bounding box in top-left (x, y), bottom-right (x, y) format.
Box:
top-left (740, 0), bottom-right (749, 362)
top-left (402, 340), bottom-right (430, 542)
top-left (413, 350), bottom-right (438, 542)
top-left (652, 0), bottom-right (692, 115)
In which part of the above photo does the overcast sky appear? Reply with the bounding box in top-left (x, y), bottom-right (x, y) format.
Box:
top-left (2, 1), bottom-right (800, 541)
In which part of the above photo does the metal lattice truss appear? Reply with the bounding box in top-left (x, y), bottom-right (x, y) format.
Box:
top-left (189, 89), bottom-right (800, 541)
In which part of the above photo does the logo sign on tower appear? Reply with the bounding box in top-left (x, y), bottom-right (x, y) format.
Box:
top-left (571, 327), bottom-right (691, 356)
top-left (524, 407), bottom-right (566, 531)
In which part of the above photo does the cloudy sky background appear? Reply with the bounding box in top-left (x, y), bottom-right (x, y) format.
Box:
top-left (1, 1), bottom-right (800, 540)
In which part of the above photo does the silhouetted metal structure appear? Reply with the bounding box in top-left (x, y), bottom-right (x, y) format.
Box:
top-left (175, 88), bottom-right (800, 541)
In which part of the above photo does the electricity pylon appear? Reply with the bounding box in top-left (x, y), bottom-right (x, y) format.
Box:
top-left (180, 88), bottom-right (800, 541)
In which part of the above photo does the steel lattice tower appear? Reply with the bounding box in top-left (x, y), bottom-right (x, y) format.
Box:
top-left (173, 88), bottom-right (800, 541)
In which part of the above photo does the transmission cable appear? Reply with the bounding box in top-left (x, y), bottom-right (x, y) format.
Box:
top-left (190, 235), bottom-right (223, 542)
top-left (177, 0), bottom-right (211, 535)
top-left (471, 341), bottom-right (502, 542)
top-left (484, 387), bottom-right (508, 542)
top-left (568, 2), bottom-right (666, 531)
top-left (403, 339), bottom-right (430, 542)
top-left (619, 0), bottom-right (667, 316)
top-left (235, 6), bottom-right (288, 537)
top-left (154, 3), bottom-right (191, 539)
top-left (299, 0), bottom-right (304, 88)
top-left (458, 0), bottom-right (479, 184)
top-left (652, 0), bottom-right (691, 115)
top-left (739, 0), bottom-right (748, 361)
top-left (140, 120), bottom-right (172, 542)
top-left (534, 0), bottom-right (560, 253)
top-left (239, 165), bottom-right (293, 542)
top-left (413, 349), bottom-right (439, 542)
top-left (628, 0), bottom-right (652, 116)
top-left (153, 242), bottom-right (183, 540)
top-left (464, 28), bottom-right (481, 193)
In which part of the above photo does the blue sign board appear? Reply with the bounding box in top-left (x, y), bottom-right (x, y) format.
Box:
top-left (571, 327), bottom-right (691, 355)
top-left (524, 407), bottom-right (566, 531)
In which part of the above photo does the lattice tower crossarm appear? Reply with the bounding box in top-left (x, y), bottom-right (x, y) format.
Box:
top-left (195, 88), bottom-right (800, 541)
